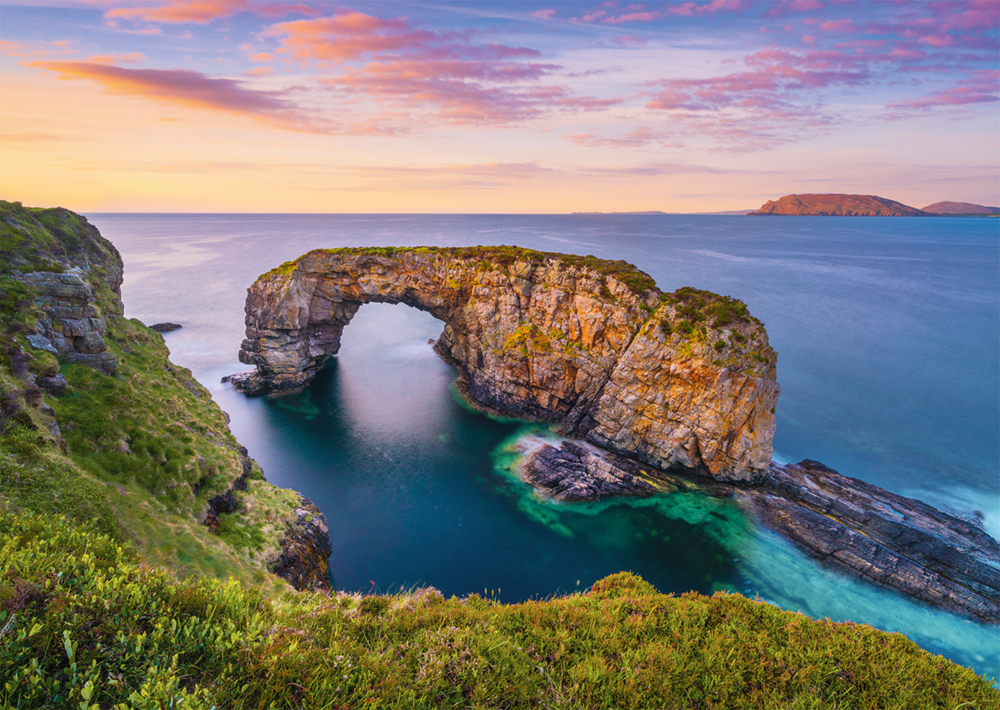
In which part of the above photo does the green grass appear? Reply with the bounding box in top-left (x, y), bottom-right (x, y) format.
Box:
top-left (1, 508), bottom-right (995, 710)
top-left (267, 245), bottom-right (659, 297)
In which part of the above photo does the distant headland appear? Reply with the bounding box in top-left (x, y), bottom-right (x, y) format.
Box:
top-left (749, 194), bottom-right (1000, 216)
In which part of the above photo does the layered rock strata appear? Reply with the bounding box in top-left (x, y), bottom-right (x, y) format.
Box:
top-left (19, 270), bottom-right (116, 374)
top-left (741, 460), bottom-right (1000, 624)
top-left (517, 441), bottom-right (1000, 622)
top-left (234, 247), bottom-right (780, 483)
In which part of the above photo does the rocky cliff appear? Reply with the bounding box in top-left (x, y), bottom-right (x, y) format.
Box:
top-left (1, 200), bottom-right (332, 592)
top-left (234, 247), bottom-right (780, 483)
top-left (749, 194), bottom-right (927, 216)
top-left (2, 203), bottom-right (122, 383)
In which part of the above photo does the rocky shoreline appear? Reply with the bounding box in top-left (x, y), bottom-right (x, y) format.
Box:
top-left (514, 437), bottom-right (999, 623)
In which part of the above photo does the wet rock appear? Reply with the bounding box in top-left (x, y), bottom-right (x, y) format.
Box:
top-left (522, 440), bottom-right (669, 502)
top-left (738, 460), bottom-right (1000, 623)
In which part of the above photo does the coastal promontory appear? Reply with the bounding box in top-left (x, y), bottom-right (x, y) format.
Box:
top-left (233, 246), bottom-right (780, 484)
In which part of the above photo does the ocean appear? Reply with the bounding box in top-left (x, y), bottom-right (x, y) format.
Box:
top-left (87, 213), bottom-right (1000, 678)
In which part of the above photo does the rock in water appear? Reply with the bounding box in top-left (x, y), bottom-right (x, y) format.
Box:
top-left (150, 322), bottom-right (182, 332)
top-left (234, 247), bottom-right (780, 483)
top-left (739, 460), bottom-right (1000, 623)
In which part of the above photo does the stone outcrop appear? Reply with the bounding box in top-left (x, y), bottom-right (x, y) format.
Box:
top-left (234, 247), bottom-right (780, 483)
top-left (18, 270), bottom-right (116, 374)
top-left (2, 203), bottom-right (124, 374)
top-left (268, 498), bottom-right (333, 592)
top-left (739, 460), bottom-right (1000, 624)
top-left (521, 439), bottom-right (667, 502)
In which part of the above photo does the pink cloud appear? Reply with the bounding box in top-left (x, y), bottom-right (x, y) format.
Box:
top-left (265, 9), bottom-right (617, 125)
top-left (563, 126), bottom-right (683, 148)
top-left (819, 19), bottom-right (857, 32)
top-left (326, 60), bottom-right (620, 124)
top-left (888, 69), bottom-right (999, 112)
top-left (25, 59), bottom-right (322, 132)
top-left (531, 9), bottom-right (557, 20)
top-left (0, 39), bottom-right (76, 60)
top-left (667, 0), bottom-right (746, 16)
top-left (602, 11), bottom-right (661, 23)
top-left (614, 35), bottom-right (649, 46)
top-left (105, 1), bottom-right (320, 24)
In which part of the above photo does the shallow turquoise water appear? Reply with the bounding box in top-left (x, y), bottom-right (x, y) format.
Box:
top-left (89, 213), bottom-right (999, 679)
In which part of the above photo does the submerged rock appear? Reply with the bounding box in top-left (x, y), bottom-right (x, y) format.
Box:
top-left (234, 247), bottom-right (779, 483)
top-left (521, 440), bottom-right (670, 502)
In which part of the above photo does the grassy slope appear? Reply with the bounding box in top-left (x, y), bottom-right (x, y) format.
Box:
top-left (0, 200), bottom-right (301, 591)
top-left (2, 509), bottom-right (996, 709)
top-left (1, 202), bottom-right (997, 708)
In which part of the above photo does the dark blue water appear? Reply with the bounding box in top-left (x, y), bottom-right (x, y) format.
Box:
top-left (88, 213), bottom-right (999, 678)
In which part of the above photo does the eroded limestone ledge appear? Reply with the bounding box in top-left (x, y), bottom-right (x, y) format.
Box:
top-left (233, 247), bottom-right (780, 483)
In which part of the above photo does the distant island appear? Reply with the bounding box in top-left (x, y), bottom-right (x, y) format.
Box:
top-left (749, 194), bottom-right (999, 216)
top-left (921, 201), bottom-right (1000, 215)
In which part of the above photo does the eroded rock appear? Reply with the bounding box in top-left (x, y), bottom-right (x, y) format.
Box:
top-left (234, 247), bottom-right (779, 483)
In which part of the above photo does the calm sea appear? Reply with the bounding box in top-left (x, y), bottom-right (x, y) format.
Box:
top-left (87, 213), bottom-right (999, 678)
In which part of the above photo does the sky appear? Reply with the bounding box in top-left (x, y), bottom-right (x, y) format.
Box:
top-left (0, 0), bottom-right (997, 213)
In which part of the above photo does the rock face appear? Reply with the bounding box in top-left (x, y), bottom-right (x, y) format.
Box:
top-left (2, 204), bottom-right (123, 374)
top-left (521, 439), bottom-right (668, 502)
top-left (268, 498), bottom-right (333, 592)
top-left (235, 247), bottom-right (780, 483)
top-left (18, 271), bottom-right (117, 373)
top-left (750, 194), bottom-right (927, 216)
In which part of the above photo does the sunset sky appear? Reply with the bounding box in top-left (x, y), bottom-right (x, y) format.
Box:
top-left (1, 0), bottom-right (997, 213)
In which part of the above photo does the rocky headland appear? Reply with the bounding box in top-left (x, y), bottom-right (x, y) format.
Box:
top-left (1, 200), bottom-right (332, 592)
top-left (517, 437), bottom-right (999, 622)
top-left (233, 245), bottom-right (999, 622)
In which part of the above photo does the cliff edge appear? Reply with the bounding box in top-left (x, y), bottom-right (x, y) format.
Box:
top-left (0, 200), bottom-right (332, 591)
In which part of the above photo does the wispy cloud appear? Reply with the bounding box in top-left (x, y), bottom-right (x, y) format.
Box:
top-left (105, 0), bottom-right (321, 24)
top-left (563, 127), bottom-right (683, 149)
top-left (25, 59), bottom-right (322, 132)
top-left (887, 69), bottom-right (1000, 114)
top-left (266, 10), bottom-right (620, 124)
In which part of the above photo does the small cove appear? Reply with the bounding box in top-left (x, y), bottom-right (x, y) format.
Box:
top-left (91, 213), bottom-right (999, 679)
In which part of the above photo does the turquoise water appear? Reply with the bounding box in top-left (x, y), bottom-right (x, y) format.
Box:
top-left (88, 213), bottom-right (999, 678)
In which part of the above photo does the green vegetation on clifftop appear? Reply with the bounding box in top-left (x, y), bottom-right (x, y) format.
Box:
top-left (267, 245), bottom-right (659, 297)
top-left (3, 508), bottom-right (996, 710)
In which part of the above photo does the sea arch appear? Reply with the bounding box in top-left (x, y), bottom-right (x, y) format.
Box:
top-left (233, 246), bottom-right (780, 483)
